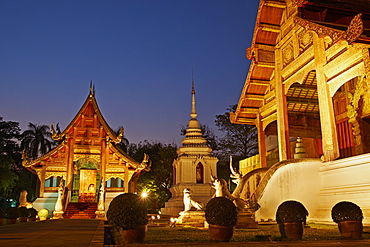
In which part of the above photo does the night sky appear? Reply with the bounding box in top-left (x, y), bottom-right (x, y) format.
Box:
top-left (0, 0), bottom-right (259, 146)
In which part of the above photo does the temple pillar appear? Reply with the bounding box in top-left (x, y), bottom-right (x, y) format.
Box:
top-left (275, 47), bottom-right (291, 161)
top-left (100, 138), bottom-right (107, 185)
top-left (66, 138), bottom-right (74, 191)
top-left (40, 164), bottom-right (46, 198)
top-left (257, 114), bottom-right (267, 167)
top-left (313, 34), bottom-right (339, 161)
top-left (124, 162), bottom-right (129, 193)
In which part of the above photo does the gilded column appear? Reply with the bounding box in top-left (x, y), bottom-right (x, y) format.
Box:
top-left (257, 114), bottom-right (267, 167)
top-left (313, 34), bottom-right (339, 161)
top-left (100, 137), bottom-right (107, 186)
top-left (40, 164), bottom-right (46, 198)
top-left (66, 137), bottom-right (74, 191)
top-left (124, 163), bottom-right (129, 193)
top-left (275, 47), bottom-right (291, 161)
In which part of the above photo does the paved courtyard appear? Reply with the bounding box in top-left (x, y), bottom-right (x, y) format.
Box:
top-left (1, 219), bottom-right (370, 246)
top-left (0, 219), bottom-right (103, 247)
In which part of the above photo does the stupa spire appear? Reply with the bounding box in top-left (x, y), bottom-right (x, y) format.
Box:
top-left (177, 71), bottom-right (212, 156)
top-left (190, 70), bottom-right (197, 119)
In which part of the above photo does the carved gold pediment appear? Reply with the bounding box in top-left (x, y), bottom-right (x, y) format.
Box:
top-left (74, 154), bottom-right (100, 162)
top-left (45, 172), bottom-right (66, 180)
top-left (294, 14), bottom-right (363, 45)
top-left (105, 173), bottom-right (125, 181)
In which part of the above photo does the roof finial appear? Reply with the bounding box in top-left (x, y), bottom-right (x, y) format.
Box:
top-left (190, 68), bottom-right (197, 119)
top-left (89, 80), bottom-right (95, 96)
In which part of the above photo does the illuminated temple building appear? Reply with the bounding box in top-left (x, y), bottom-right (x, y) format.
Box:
top-left (231, 0), bottom-right (370, 223)
top-left (23, 86), bottom-right (145, 217)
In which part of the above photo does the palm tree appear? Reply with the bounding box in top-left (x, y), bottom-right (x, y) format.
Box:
top-left (21, 123), bottom-right (55, 160)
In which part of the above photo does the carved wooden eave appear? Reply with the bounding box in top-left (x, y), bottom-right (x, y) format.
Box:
top-left (109, 143), bottom-right (140, 169)
top-left (231, 0), bottom-right (286, 125)
top-left (23, 142), bottom-right (66, 168)
top-left (231, 0), bottom-right (369, 126)
top-left (294, 13), bottom-right (363, 44)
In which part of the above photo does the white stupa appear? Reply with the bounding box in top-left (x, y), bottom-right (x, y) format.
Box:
top-left (161, 77), bottom-right (218, 216)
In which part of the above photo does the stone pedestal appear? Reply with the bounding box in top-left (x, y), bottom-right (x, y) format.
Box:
top-left (236, 211), bottom-right (258, 229)
top-left (161, 183), bottom-right (213, 216)
top-left (52, 211), bottom-right (64, 219)
top-left (177, 210), bottom-right (205, 227)
top-left (95, 210), bottom-right (106, 219)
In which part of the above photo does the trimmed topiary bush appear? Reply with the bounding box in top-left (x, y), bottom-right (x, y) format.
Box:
top-left (27, 208), bottom-right (37, 219)
top-left (107, 193), bottom-right (148, 230)
top-left (332, 201), bottom-right (363, 223)
top-left (38, 208), bottom-right (49, 220)
top-left (18, 207), bottom-right (29, 217)
top-left (276, 200), bottom-right (308, 224)
top-left (205, 197), bottom-right (238, 227)
top-left (7, 207), bottom-right (20, 219)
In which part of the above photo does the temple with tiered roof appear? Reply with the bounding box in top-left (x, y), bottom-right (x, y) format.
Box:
top-left (23, 84), bottom-right (147, 218)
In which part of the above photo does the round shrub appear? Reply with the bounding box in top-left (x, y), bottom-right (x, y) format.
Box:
top-left (205, 197), bottom-right (238, 227)
top-left (7, 207), bottom-right (20, 219)
top-left (332, 201), bottom-right (363, 223)
top-left (18, 207), bottom-right (29, 217)
top-left (27, 208), bottom-right (37, 218)
top-left (276, 201), bottom-right (308, 224)
top-left (37, 208), bottom-right (49, 218)
top-left (107, 193), bottom-right (148, 230)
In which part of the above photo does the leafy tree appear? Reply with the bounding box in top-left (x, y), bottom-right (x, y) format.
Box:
top-left (127, 140), bottom-right (177, 213)
top-left (21, 123), bottom-right (55, 160)
top-left (0, 117), bottom-right (21, 197)
top-left (215, 105), bottom-right (258, 180)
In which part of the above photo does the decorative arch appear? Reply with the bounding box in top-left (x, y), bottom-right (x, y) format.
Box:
top-left (328, 70), bottom-right (365, 98)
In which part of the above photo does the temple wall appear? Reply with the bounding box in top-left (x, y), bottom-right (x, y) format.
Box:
top-left (312, 153), bottom-right (370, 224)
top-left (255, 160), bottom-right (322, 222)
top-left (255, 154), bottom-right (370, 224)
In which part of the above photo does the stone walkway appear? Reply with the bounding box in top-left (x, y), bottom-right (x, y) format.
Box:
top-left (1, 219), bottom-right (370, 246)
top-left (0, 219), bottom-right (103, 247)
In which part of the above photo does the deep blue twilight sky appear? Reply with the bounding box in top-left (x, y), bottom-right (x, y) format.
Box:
top-left (0, 0), bottom-right (259, 146)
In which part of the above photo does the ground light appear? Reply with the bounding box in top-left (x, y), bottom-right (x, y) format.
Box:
top-left (141, 191), bottom-right (148, 199)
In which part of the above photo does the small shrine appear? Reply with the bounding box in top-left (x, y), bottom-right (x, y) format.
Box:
top-left (23, 84), bottom-right (147, 217)
top-left (161, 79), bottom-right (218, 216)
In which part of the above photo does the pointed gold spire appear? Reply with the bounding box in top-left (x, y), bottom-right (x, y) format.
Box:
top-left (190, 69), bottom-right (197, 119)
top-left (89, 80), bottom-right (95, 96)
top-left (178, 71), bottom-right (212, 156)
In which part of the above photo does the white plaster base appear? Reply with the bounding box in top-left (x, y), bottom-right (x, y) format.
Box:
top-left (32, 192), bottom-right (58, 218)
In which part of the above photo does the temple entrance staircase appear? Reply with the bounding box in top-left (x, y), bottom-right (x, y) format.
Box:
top-left (63, 202), bottom-right (97, 219)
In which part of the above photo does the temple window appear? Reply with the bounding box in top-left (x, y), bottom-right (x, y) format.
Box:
top-left (196, 163), bottom-right (204, 184)
top-left (106, 178), bottom-right (124, 188)
top-left (44, 176), bottom-right (63, 187)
